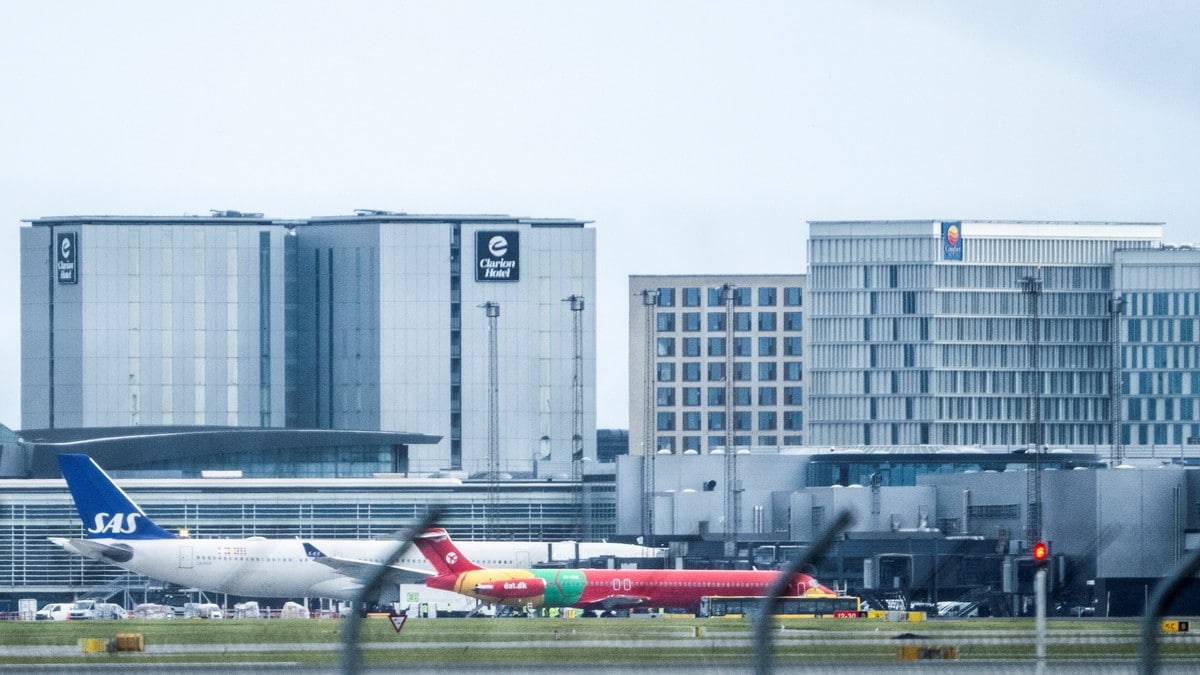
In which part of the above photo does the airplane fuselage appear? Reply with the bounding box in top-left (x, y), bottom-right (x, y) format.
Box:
top-left (60, 537), bottom-right (659, 602)
top-left (430, 567), bottom-right (830, 613)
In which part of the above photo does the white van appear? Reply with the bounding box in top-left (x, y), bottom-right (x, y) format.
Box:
top-left (68, 600), bottom-right (98, 620)
top-left (34, 603), bottom-right (70, 620)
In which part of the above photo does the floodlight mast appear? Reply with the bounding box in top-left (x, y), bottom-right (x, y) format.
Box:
top-left (639, 289), bottom-right (659, 541)
top-left (1021, 271), bottom-right (1044, 544)
top-left (720, 283), bottom-right (739, 558)
top-left (564, 294), bottom-right (586, 538)
top-left (480, 301), bottom-right (500, 536)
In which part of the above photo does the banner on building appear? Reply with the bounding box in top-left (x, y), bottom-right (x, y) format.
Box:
top-left (476, 231), bottom-right (520, 281)
top-left (941, 221), bottom-right (963, 261)
top-left (56, 232), bottom-right (79, 284)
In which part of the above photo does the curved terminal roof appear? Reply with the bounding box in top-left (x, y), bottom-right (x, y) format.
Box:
top-left (13, 426), bottom-right (440, 479)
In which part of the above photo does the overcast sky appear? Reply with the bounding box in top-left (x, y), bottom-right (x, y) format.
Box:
top-left (2, 1), bottom-right (1198, 431)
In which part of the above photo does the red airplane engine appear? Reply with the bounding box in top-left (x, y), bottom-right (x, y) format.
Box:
top-left (474, 577), bottom-right (547, 599)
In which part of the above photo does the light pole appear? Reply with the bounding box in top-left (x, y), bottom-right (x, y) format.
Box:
top-left (480, 301), bottom-right (500, 536)
top-left (720, 283), bottom-right (739, 558)
top-left (1109, 296), bottom-right (1126, 466)
top-left (564, 294), bottom-right (586, 538)
top-left (1020, 272), bottom-right (1043, 545)
top-left (639, 289), bottom-right (659, 541)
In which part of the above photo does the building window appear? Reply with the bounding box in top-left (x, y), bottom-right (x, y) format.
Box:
top-left (708, 312), bottom-right (726, 331)
top-left (735, 411), bottom-right (752, 431)
top-left (707, 362), bottom-right (726, 382)
top-left (784, 337), bottom-right (803, 356)
top-left (758, 411), bottom-right (777, 431)
top-left (784, 287), bottom-right (802, 306)
top-left (784, 362), bottom-right (803, 381)
top-left (735, 387), bottom-right (752, 406)
top-left (657, 288), bottom-right (676, 307)
top-left (758, 312), bottom-right (777, 331)
top-left (734, 362), bottom-right (752, 381)
top-left (734, 337), bottom-right (752, 356)
top-left (683, 387), bottom-right (701, 406)
top-left (735, 312), bottom-right (752, 331)
top-left (656, 387), bottom-right (675, 406)
top-left (656, 337), bottom-right (675, 357)
top-left (683, 411), bottom-right (701, 431)
top-left (758, 386), bottom-right (777, 405)
top-left (656, 412), bottom-right (675, 431)
top-left (683, 337), bottom-right (701, 356)
top-left (682, 312), bottom-right (701, 332)
top-left (682, 362), bottom-right (701, 382)
top-left (784, 311), bottom-right (803, 331)
top-left (758, 337), bottom-right (777, 356)
top-left (657, 312), bottom-right (675, 332)
top-left (707, 387), bottom-right (725, 405)
top-left (683, 287), bottom-right (701, 307)
top-left (784, 411), bottom-right (803, 430)
top-left (657, 363), bottom-right (675, 382)
top-left (707, 412), bottom-right (726, 430)
top-left (758, 287), bottom-right (777, 306)
top-left (758, 362), bottom-right (777, 381)
top-left (707, 337), bottom-right (726, 356)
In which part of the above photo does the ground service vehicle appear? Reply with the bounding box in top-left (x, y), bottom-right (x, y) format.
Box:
top-left (68, 600), bottom-right (98, 620)
top-left (35, 603), bottom-right (70, 620)
top-left (698, 595), bottom-right (862, 618)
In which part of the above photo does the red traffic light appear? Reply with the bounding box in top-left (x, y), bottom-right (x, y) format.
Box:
top-left (1032, 541), bottom-right (1049, 561)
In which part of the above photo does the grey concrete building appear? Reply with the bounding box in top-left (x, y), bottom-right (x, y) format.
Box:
top-left (628, 274), bottom-right (806, 457)
top-left (20, 212), bottom-right (596, 478)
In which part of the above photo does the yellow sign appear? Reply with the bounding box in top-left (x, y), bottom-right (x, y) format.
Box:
top-left (1162, 620), bottom-right (1190, 633)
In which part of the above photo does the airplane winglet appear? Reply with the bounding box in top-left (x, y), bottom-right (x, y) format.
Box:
top-left (303, 542), bottom-right (327, 558)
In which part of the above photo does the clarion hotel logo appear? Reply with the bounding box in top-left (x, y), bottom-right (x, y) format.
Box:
top-left (476, 231), bottom-right (520, 281)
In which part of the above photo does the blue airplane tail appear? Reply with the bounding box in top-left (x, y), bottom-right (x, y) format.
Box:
top-left (57, 454), bottom-right (177, 540)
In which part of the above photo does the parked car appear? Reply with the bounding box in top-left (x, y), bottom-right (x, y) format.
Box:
top-left (34, 603), bottom-right (71, 621)
top-left (69, 600), bottom-right (98, 620)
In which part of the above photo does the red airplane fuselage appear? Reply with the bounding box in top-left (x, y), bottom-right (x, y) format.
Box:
top-left (416, 529), bottom-right (836, 612)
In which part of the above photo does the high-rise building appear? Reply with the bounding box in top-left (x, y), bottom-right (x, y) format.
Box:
top-left (806, 220), bottom-right (1169, 448)
top-left (1113, 245), bottom-right (1200, 449)
top-left (628, 274), bottom-right (806, 457)
top-left (21, 214), bottom-right (290, 429)
top-left (21, 212), bottom-right (595, 476)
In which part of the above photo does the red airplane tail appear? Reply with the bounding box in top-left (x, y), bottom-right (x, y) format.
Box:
top-left (413, 528), bottom-right (484, 577)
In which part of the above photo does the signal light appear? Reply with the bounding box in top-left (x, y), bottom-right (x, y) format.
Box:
top-left (1032, 541), bottom-right (1049, 567)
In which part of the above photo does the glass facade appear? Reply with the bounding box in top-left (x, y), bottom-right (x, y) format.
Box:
top-left (629, 274), bottom-right (805, 455)
top-left (20, 218), bottom-right (289, 429)
top-left (22, 213), bottom-right (597, 479)
top-left (1115, 248), bottom-right (1200, 448)
top-left (807, 220), bottom-right (1166, 448)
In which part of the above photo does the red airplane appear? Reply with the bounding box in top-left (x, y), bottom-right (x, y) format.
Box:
top-left (413, 528), bottom-right (837, 613)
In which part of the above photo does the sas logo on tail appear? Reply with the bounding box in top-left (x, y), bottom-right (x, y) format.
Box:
top-left (87, 512), bottom-right (143, 535)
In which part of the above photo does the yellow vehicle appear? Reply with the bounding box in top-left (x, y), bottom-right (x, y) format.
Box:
top-left (698, 595), bottom-right (861, 618)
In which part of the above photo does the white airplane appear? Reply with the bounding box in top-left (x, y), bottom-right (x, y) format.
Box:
top-left (50, 454), bottom-right (664, 603)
